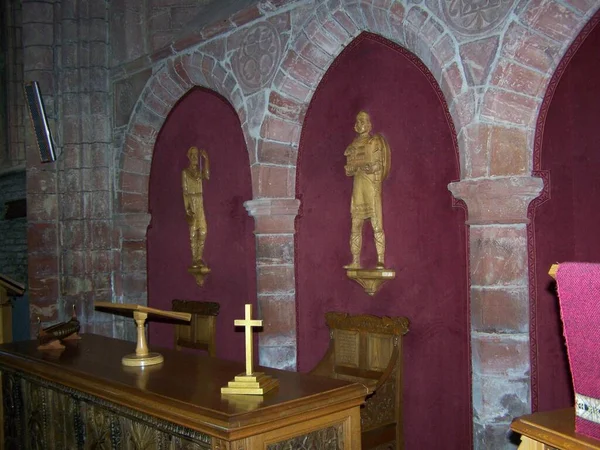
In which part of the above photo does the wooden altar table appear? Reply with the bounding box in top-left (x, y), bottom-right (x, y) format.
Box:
top-left (511, 408), bottom-right (600, 449)
top-left (0, 334), bottom-right (367, 449)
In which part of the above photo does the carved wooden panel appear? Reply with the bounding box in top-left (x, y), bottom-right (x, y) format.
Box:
top-left (333, 329), bottom-right (359, 368)
top-left (266, 423), bottom-right (343, 450)
top-left (2, 369), bottom-right (212, 450)
top-left (361, 366), bottom-right (396, 432)
top-left (84, 403), bottom-right (113, 449)
top-left (3, 370), bottom-right (23, 450)
top-left (314, 312), bottom-right (409, 449)
top-left (370, 443), bottom-right (396, 450)
top-left (367, 333), bottom-right (393, 371)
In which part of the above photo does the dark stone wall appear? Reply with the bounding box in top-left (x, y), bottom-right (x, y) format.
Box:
top-left (0, 170), bottom-right (27, 283)
top-left (0, 169), bottom-right (29, 342)
top-left (0, 0), bottom-right (25, 171)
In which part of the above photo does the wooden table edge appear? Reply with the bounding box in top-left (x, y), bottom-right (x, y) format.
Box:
top-left (0, 349), bottom-right (368, 441)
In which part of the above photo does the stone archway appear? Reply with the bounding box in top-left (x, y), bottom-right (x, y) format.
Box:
top-left (114, 53), bottom-right (249, 307)
top-left (109, 2), bottom-right (600, 448)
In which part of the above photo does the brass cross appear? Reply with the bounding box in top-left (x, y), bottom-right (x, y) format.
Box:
top-left (234, 304), bottom-right (262, 376)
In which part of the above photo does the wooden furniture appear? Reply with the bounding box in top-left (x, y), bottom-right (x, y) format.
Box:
top-left (172, 299), bottom-right (219, 356)
top-left (511, 408), bottom-right (600, 449)
top-left (0, 274), bottom-right (25, 344)
top-left (95, 301), bottom-right (191, 366)
top-left (221, 304), bottom-right (278, 395)
top-left (0, 334), bottom-right (367, 449)
top-left (310, 312), bottom-right (410, 449)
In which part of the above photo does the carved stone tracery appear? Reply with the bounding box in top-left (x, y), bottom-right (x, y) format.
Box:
top-left (233, 21), bottom-right (281, 94)
top-left (442, 0), bottom-right (516, 35)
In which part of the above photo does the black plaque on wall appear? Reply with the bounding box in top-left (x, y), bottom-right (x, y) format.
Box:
top-left (24, 81), bottom-right (58, 163)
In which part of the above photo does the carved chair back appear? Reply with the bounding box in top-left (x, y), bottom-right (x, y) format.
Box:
top-left (310, 312), bottom-right (409, 450)
top-left (172, 300), bottom-right (220, 357)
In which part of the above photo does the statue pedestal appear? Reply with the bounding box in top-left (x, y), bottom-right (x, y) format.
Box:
top-left (188, 265), bottom-right (211, 287)
top-left (346, 267), bottom-right (396, 296)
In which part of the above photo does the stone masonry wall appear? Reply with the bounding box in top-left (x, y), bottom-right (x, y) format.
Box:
top-left (22, 0), bottom-right (114, 337)
top-left (18, 0), bottom-right (600, 449)
top-left (1, 0), bottom-right (26, 171)
top-left (0, 170), bottom-right (27, 283)
top-left (0, 169), bottom-right (29, 342)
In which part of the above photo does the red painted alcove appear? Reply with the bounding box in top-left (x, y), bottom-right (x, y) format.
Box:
top-left (530, 13), bottom-right (600, 412)
top-left (147, 87), bottom-right (256, 362)
top-left (296, 33), bottom-right (471, 448)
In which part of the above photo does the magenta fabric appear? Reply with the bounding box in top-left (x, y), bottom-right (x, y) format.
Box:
top-left (147, 87), bottom-right (256, 362)
top-left (556, 262), bottom-right (600, 439)
top-left (530, 14), bottom-right (600, 412)
top-left (296, 33), bottom-right (471, 449)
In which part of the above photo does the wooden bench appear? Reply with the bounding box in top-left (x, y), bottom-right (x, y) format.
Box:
top-left (310, 312), bottom-right (409, 449)
top-left (172, 300), bottom-right (220, 356)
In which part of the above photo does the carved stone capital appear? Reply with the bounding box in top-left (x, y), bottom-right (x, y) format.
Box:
top-left (244, 198), bottom-right (300, 234)
top-left (448, 176), bottom-right (543, 225)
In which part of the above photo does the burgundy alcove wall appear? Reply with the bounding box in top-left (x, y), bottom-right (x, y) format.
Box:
top-left (295, 33), bottom-right (471, 449)
top-left (531, 14), bottom-right (600, 412)
top-left (147, 87), bottom-right (256, 362)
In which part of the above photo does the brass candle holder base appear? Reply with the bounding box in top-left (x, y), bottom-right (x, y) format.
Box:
top-left (122, 311), bottom-right (165, 367)
top-left (221, 372), bottom-right (279, 395)
top-left (346, 267), bottom-right (396, 296)
top-left (122, 352), bottom-right (164, 367)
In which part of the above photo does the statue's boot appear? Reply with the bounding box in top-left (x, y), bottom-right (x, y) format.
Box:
top-left (344, 232), bottom-right (362, 269)
top-left (375, 231), bottom-right (385, 268)
top-left (344, 259), bottom-right (361, 269)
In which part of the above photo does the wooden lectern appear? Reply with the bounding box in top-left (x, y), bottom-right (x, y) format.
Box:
top-left (95, 302), bottom-right (191, 366)
top-left (0, 275), bottom-right (25, 344)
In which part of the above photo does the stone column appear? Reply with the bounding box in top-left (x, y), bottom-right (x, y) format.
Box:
top-left (449, 176), bottom-right (543, 450)
top-left (113, 212), bottom-right (150, 341)
top-left (245, 198), bottom-right (300, 371)
top-left (56, 0), bottom-right (112, 335)
top-left (23, 0), bottom-right (60, 334)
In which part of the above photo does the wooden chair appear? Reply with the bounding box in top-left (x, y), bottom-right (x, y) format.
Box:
top-left (172, 300), bottom-right (220, 356)
top-left (310, 312), bottom-right (409, 450)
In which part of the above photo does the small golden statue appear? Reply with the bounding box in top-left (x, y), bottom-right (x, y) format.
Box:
top-left (343, 111), bottom-right (395, 295)
top-left (182, 146), bottom-right (211, 286)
